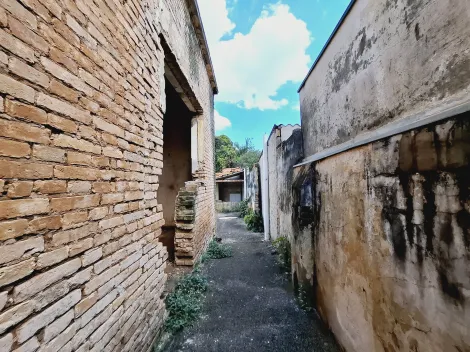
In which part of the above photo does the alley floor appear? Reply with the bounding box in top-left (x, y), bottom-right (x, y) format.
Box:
top-left (165, 213), bottom-right (340, 352)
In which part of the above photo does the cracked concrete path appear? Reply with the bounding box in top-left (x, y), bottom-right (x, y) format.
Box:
top-left (165, 213), bottom-right (340, 352)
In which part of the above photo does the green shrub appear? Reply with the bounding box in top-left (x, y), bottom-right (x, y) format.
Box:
top-left (272, 236), bottom-right (291, 272)
top-left (200, 239), bottom-right (232, 263)
top-left (243, 209), bottom-right (264, 232)
top-left (236, 199), bottom-right (250, 218)
top-left (164, 273), bottom-right (208, 333)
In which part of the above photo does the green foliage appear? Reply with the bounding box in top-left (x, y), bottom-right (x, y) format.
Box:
top-left (243, 209), bottom-right (264, 232)
top-left (215, 135), bottom-right (237, 172)
top-left (233, 139), bottom-right (261, 169)
top-left (164, 273), bottom-right (208, 333)
top-left (215, 135), bottom-right (261, 172)
top-left (272, 236), bottom-right (291, 272)
top-left (296, 284), bottom-right (313, 312)
top-left (236, 199), bottom-right (250, 218)
top-left (200, 239), bottom-right (232, 263)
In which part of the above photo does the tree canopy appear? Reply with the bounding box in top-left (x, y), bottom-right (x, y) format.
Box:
top-left (215, 135), bottom-right (261, 172)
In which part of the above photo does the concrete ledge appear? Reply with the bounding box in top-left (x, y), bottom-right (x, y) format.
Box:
top-left (294, 98), bottom-right (470, 168)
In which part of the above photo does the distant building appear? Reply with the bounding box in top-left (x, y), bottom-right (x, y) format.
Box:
top-left (215, 168), bottom-right (246, 211)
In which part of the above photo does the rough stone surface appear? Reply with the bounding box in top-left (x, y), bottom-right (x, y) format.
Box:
top-left (0, 0), bottom-right (215, 351)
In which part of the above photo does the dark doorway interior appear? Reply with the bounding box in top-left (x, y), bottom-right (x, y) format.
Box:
top-left (157, 78), bottom-right (193, 261)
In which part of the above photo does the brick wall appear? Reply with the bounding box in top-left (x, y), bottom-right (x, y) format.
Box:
top-left (0, 0), bottom-right (215, 351)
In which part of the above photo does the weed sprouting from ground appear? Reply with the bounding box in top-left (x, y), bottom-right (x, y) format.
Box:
top-left (272, 236), bottom-right (291, 273)
top-left (200, 239), bottom-right (232, 262)
top-left (296, 284), bottom-right (313, 312)
top-left (163, 239), bottom-right (232, 334)
top-left (243, 209), bottom-right (264, 232)
top-left (236, 199), bottom-right (250, 218)
top-left (164, 273), bottom-right (208, 333)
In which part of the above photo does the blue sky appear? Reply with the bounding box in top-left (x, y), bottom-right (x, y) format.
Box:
top-left (198, 0), bottom-right (351, 149)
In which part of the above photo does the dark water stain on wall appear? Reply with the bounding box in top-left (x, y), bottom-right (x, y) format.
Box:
top-left (383, 114), bottom-right (470, 303)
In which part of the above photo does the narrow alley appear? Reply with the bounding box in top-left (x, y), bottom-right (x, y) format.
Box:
top-left (165, 213), bottom-right (339, 352)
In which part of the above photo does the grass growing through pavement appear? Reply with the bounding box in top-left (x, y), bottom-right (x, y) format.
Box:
top-left (200, 239), bottom-right (232, 262)
top-left (272, 236), bottom-right (291, 273)
top-left (164, 272), bottom-right (208, 333)
top-left (164, 239), bottom-right (232, 334)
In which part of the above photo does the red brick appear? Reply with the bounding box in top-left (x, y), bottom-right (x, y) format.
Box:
top-left (49, 47), bottom-right (78, 74)
top-left (50, 194), bottom-right (100, 212)
top-left (41, 57), bottom-right (93, 96)
top-left (33, 145), bottom-right (65, 163)
top-left (8, 16), bottom-right (48, 53)
top-left (93, 116), bottom-right (125, 137)
top-left (33, 180), bottom-right (67, 194)
top-left (0, 198), bottom-right (49, 220)
top-left (62, 211), bottom-right (88, 228)
top-left (0, 138), bottom-right (31, 158)
top-left (67, 181), bottom-right (91, 194)
top-left (7, 181), bottom-right (34, 198)
top-left (37, 93), bottom-right (91, 124)
top-left (47, 113), bottom-right (78, 133)
top-left (0, 118), bottom-right (50, 144)
top-left (0, 7), bottom-right (7, 27)
top-left (67, 151), bottom-right (92, 166)
top-left (51, 17), bottom-right (80, 48)
top-left (0, 219), bottom-right (29, 240)
top-left (0, 1), bottom-right (37, 30)
top-left (92, 182), bottom-right (115, 193)
top-left (53, 134), bottom-right (101, 155)
top-left (9, 57), bottom-right (49, 88)
top-left (20, 0), bottom-right (52, 22)
top-left (5, 99), bottom-right (47, 124)
top-left (27, 215), bottom-right (62, 233)
top-left (0, 71), bottom-right (35, 102)
top-left (0, 160), bottom-right (53, 179)
top-left (38, 0), bottom-right (62, 19)
top-left (54, 165), bottom-right (100, 180)
top-left (48, 79), bottom-right (80, 103)
top-left (0, 258), bottom-right (35, 288)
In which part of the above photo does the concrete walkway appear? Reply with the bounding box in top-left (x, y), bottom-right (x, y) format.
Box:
top-left (166, 213), bottom-right (340, 352)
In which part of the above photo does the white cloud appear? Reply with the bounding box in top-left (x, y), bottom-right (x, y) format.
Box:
top-left (198, 1), bottom-right (312, 110)
top-left (214, 110), bottom-right (232, 131)
top-left (198, 0), bottom-right (235, 47)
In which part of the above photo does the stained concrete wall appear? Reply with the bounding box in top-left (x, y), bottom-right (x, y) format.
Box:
top-left (299, 0), bottom-right (470, 156)
top-left (295, 0), bottom-right (470, 351)
top-left (266, 125), bottom-right (302, 240)
top-left (246, 164), bottom-right (260, 212)
top-left (294, 116), bottom-right (470, 352)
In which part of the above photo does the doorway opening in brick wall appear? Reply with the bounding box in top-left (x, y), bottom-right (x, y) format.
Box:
top-left (157, 78), bottom-right (194, 261)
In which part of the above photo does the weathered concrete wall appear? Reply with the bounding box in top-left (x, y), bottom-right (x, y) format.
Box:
top-left (215, 201), bottom-right (239, 213)
top-left (0, 0), bottom-right (215, 351)
top-left (299, 0), bottom-right (470, 156)
top-left (296, 1), bottom-right (470, 350)
top-left (246, 164), bottom-right (260, 212)
top-left (266, 125), bottom-right (302, 240)
top-left (278, 129), bottom-right (303, 239)
top-left (300, 115), bottom-right (470, 352)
